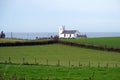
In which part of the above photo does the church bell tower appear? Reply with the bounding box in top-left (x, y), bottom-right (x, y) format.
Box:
top-left (59, 25), bottom-right (65, 34)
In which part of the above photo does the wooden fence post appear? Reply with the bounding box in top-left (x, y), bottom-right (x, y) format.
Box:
top-left (9, 57), bottom-right (11, 64)
top-left (23, 58), bottom-right (25, 64)
top-left (46, 59), bottom-right (48, 66)
top-left (98, 62), bottom-right (100, 68)
top-left (78, 61), bottom-right (81, 67)
top-left (69, 60), bottom-right (71, 67)
top-left (35, 58), bottom-right (37, 64)
top-left (115, 63), bottom-right (117, 68)
top-left (57, 60), bottom-right (60, 66)
top-left (88, 61), bottom-right (91, 67)
top-left (106, 63), bottom-right (109, 68)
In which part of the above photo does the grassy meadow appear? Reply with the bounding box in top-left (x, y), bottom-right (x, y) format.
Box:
top-left (0, 44), bottom-right (120, 67)
top-left (0, 64), bottom-right (120, 80)
top-left (61, 37), bottom-right (120, 48)
top-left (0, 38), bottom-right (120, 80)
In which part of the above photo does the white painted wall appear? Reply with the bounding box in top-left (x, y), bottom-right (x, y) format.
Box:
top-left (59, 34), bottom-right (64, 38)
top-left (66, 34), bottom-right (69, 38)
top-left (59, 26), bottom-right (80, 38)
top-left (71, 34), bottom-right (75, 38)
top-left (62, 34), bottom-right (75, 38)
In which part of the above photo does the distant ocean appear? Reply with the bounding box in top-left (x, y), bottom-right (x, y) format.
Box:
top-left (5, 32), bottom-right (120, 40)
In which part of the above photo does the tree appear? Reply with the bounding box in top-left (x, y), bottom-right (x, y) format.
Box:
top-left (0, 31), bottom-right (5, 38)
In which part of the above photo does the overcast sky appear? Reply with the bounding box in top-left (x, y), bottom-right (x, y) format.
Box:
top-left (0, 0), bottom-right (120, 32)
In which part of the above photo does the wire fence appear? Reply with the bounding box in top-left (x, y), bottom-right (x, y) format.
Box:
top-left (0, 57), bottom-right (120, 80)
top-left (0, 57), bottom-right (119, 68)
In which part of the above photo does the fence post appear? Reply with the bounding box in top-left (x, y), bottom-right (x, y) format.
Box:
top-left (98, 62), bottom-right (100, 68)
top-left (115, 63), bottom-right (117, 68)
top-left (78, 61), bottom-right (81, 67)
top-left (9, 57), bottom-right (11, 64)
top-left (106, 63), bottom-right (109, 68)
top-left (35, 58), bottom-right (37, 64)
top-left (69, 60), bottom-right (71, 67)
top-left (23, 58), bottom-right (25, 64)
top-left (46, 59), bottom-right (48, 66)
top-left (57, 60), bottom-right (60, 66)
top-left (88, 61), bottom-right (91, 67)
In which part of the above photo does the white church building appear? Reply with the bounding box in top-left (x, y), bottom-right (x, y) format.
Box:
top-left (59, 25), bottom-right (81, 38)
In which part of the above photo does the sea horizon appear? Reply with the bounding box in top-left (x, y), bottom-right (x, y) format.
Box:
top-left (4, 32), bottom-right (120, 40)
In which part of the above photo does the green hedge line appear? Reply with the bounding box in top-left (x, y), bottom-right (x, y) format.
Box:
top-left (0, 40), bottom-right (120, 52)
top-left (58, 41), bottom-right (120, 52)
top-left (0, 40), bottom-right (58, 46)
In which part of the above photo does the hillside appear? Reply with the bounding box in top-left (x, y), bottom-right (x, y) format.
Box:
top-left (61, 37), bottom-right (120, 48)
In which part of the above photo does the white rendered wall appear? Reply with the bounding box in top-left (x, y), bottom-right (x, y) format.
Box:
top-left (59, 33), bottom-right (76, 38)
top-left (64, 34), bottom-right (75, 38)
top-left (71, 34), bottom-right (75, 38)
top-left (59, 34), bottom-right (64, 38)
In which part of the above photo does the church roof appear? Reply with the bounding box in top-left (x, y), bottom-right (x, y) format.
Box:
top-left (62, 30), bottom-right (77, 34)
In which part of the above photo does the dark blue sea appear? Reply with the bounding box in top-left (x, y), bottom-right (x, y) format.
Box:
top-left (5, 32), bottom-right (120, 40)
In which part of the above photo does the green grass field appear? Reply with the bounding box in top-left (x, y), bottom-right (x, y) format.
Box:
top-left (0, 38), bottom-right (120, 80)
top-left (0, 44), bottom-right (120, 67)
top-left (0, 64), bottom-right (120, 80)
top-left (61, 37), bottom-right (120, 48)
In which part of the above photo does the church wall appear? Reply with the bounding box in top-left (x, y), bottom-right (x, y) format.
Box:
top-left (71, 34), bottom-right (75, 38)
top-left (58, 26), bottom-right (81, 38)
top-left (59, 34), bottom-right (64, 38)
